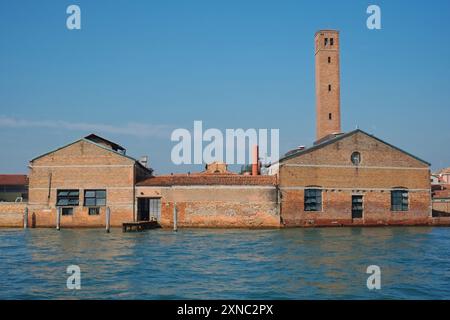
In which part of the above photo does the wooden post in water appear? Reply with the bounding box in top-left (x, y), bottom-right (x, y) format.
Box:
top-left (106, 207), bottom-right (111, 233)
top-left (23, 207), bottom-right (28, 229)
top-left (173, 203), bottom-right (177, 232)
top-left (56, 207), bottom-right (61, 231)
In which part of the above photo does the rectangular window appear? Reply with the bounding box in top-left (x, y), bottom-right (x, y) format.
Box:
top-left (330, 38), bottom-right (334, 46)
top-left (391, 190), bottom-right (408, 211)
top-left (61, 207), bottom-right (73, 216)
top-left (324, 38), bottom-right (328, 46)
top-left (328, 113), bottom-right (332, 120)
top-left (328, 84), bottom-right (331, 91)
top-left (56, 190), bottom-right (79, 206)
top-left (304, 189), bottom-right (322, 211)
top-left (352, 195), bottom-right (363, 219)
top-left (328, 56), bottom-right (331, 63)
top-left (84, 190), bottom-right (106, 206)
top-left (88, 207), bottom-right (100, 215)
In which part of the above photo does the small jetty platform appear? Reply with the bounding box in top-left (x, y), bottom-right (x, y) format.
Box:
top-left (122, 220), bottom-right (160, 232)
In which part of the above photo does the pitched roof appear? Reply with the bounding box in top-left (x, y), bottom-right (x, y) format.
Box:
top-left (279, 129), bottom-right (431, 166)
top-left (84, 134), bottom-right (126, 152)
top-left (0, 174), bottom-right (28, 186)
top-left (30, 134), bottom-right (152, 173)
top-left (136, 174), bottom-right (277, 187)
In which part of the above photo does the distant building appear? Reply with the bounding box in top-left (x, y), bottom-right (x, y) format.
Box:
top-left (436, 167), bottom-right (450, 184)
top-left (0, 175), bottom-right (28, 202)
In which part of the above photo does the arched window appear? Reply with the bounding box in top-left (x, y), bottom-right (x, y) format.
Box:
top-left (304, 188), bottom-right (322, 212)
top-left (391, 188), bottom-right (409, 211)
top-left (351, 152), bottom-right (361, 166)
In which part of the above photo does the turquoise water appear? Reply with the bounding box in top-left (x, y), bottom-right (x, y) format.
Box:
top-left (0, 227), bottom-right (449, 299)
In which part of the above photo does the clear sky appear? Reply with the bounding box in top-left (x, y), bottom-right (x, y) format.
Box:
top-left (1, 0), bottom-right (449, 174)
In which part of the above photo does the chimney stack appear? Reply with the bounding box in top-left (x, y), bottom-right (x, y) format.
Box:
top-left (139, 156), bottom-right (149, 168)
top-left (252, 145), bottom-right (259, 176)
top-left (315, 30), bottom-right (342, 142)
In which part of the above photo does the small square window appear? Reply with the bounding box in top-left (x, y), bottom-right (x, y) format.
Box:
top-left (88, 207), bottom-right (100, 215)
top-left (61, 207), bottom-right (73, 216)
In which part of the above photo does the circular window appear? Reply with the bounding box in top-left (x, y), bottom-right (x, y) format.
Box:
top-left (351, 152), bottom-right (361, 166)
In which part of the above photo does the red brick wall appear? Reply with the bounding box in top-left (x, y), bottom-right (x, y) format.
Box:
top-left (433, 200), bottom-right (450, 216)
top-left (0, 202), bottom-right (26, 227)
top-left (279, 131), bottom-right (431, 227)
top-left (137, 186), bottom-right (279, 228)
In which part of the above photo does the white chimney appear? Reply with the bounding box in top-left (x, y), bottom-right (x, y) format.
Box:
top-left (139, 156), bottom-right (149, 168)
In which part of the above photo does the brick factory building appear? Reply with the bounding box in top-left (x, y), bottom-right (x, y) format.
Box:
top-left (26, 134), bottom-right (152, 227)
top-left (0, 29), bottom-right (442, 228)
top-left (277, 129), bottom-right (431, 227)
top-left (273, 30), bottom-right (432, 226)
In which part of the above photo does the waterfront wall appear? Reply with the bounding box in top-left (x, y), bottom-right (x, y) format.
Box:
top-left (432, 200), bottom-right (450, 216)
top-left (0, 202), bottom-right (26, 227)
top-left (137, 186), bottom-right (280, 228)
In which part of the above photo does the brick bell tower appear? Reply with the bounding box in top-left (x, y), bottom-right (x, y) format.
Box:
top-left (314, 30), bottom-right (341, 142)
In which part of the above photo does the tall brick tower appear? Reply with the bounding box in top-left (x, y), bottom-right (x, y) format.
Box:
top-left (314, 30), bottom-right (341, 142)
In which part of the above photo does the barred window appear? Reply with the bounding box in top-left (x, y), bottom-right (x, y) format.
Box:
top-left (84, 190), bottom-right (106, 206)
top-left (56, 190), bottom-right (79, 206)
top-left (391, 190), bottom-right (408, 211)
top-left (304, 189), bottom-right (322, 211)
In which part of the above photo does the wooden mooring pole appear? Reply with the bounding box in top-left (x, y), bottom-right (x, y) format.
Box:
top-left (106, 207), bottom-right (111, 233)
top-left (23, 207), bottom-right (28, 229)
top-left (173, 203), bottom-right (177, 232)
top-left (56, 207), bottom-right (61, 231)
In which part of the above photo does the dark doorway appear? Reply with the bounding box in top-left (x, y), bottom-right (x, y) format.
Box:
top-left (352, 195), bottom-right (363, 219)
top-left (137, 198), bottom-right (150, 221)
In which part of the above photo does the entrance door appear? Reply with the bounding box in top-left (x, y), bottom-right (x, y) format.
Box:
top-left (137, 198), bottom-right (150, 221)
top-left (137, 198), bottom-right (161, 222)
top-left (352, 195), bottom-right (363, 219)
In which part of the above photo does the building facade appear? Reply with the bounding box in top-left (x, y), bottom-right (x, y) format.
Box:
top-left (278, 130), bottom-right (431, 227)
top-left (136, 172), bottom-right (279, 228)
top-left (26, 135), bottom-right (152, 227)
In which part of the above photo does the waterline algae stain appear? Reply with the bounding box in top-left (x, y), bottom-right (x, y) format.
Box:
top-left (0, 227), bottom-right (449, 299)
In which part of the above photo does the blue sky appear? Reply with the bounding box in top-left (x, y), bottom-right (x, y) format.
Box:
top-left (1, 0), bottom-right (449, 174)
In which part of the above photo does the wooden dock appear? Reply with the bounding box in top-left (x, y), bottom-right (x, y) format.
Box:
top-left (122, 220), bottom-right (160, 232)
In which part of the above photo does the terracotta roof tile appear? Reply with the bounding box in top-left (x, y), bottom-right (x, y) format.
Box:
top-left (0, 174), bottom-right (28, 186)
top-left (136, 174), bottom-right (277, 186)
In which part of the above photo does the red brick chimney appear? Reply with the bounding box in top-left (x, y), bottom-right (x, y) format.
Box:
top-left (252, 145), bottom-right (259, 176)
